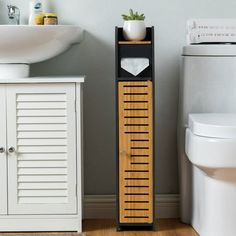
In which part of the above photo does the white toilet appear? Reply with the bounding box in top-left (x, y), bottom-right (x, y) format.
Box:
top-left (178, 45), bottom-right (236, 236)
top-left (186, 113), bottom-right (236, 236)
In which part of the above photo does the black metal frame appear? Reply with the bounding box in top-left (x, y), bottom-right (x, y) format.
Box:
top-left (115, 26), bottom-right (156, 231)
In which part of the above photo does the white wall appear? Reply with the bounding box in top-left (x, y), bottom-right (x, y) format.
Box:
top-left (1, 0), bottom-right (236, 194)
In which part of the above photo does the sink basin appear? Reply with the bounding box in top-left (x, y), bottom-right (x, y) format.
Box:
top-left (0, 25), bottom-right (84, 78)
top-left (0, 25), bottom-right (83, 64)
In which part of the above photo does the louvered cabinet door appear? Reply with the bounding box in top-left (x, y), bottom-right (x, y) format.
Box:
top-left (118, 81), bottom-right (153, 224)
top-left (6, 83), bottom-right (77, 215)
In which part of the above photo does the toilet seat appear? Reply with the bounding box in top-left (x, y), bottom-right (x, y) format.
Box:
top-left (185, 113), bottom-right (236, 236)
top-left (189, 113), bottom-right (236, 139)
top-left (186, 113), bottom-right (236, 168)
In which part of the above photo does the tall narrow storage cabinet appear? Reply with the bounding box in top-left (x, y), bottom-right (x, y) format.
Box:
top-left (116, 27), bottom-right (155, 230)
top-left (0, 77), bottom-right (84, 232)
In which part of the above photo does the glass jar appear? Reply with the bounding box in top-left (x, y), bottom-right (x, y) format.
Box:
top-left (43, 13), bottom-right (58, 25)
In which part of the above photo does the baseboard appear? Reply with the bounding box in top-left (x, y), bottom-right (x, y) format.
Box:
top-left (84, 194), bottom-right (180, 219)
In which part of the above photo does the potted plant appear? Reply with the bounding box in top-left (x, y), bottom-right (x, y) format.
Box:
top-left (122, 9), bottom-right (146, 41)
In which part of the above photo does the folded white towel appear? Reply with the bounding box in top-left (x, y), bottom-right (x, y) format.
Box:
top-left (187, 19), bottom-right (236, 44)
top-left (121, 58), bottom-right (149, 76)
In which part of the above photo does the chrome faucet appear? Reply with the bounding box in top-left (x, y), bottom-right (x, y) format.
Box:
top-left (7, 5), bottom-right (20, 25)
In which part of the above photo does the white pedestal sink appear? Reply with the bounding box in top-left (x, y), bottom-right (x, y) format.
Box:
top-left (0, 25), bottom-right (84, 79)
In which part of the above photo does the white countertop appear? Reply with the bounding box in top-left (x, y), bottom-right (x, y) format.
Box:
top-left (0, 76), bottom-right (85, 84)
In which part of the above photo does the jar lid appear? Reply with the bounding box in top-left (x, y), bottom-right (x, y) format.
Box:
top-left (44, 13), bottom-right (57, 18)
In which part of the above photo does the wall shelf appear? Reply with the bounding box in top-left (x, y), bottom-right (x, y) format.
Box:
top-left (118, 41), bottom-right (152, 45)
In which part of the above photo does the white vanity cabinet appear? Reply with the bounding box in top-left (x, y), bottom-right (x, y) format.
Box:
top-left (0, 77), bottom-right (84, 232)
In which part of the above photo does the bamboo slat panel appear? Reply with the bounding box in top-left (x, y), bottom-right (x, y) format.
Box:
top-left (118, 81), bottom-right (153, 224)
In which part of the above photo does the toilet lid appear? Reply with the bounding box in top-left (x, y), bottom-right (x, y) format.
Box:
top-left (189, 113), bottom-right (236, 138)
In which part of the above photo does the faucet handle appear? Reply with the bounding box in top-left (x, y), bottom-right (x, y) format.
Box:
top-left (7, 5), bottom-right (20, 24)
top-left (8, 5), bottom-right (15, 18)
top-left (8, 5), bottom-right (18, 13)
top-left (8, 5), bottom-right (14, 12)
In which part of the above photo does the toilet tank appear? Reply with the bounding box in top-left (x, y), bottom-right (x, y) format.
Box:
top-left (180, 45), bottom-right (236, 126)
top-left (178, 44), bottom-right (236, 223)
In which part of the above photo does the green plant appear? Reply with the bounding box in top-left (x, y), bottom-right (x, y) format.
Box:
top-left (122, 9), bottom-right (145, 21)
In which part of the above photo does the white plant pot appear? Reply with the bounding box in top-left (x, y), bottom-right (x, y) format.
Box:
top-left (123, 20), bottom-right (146, 41)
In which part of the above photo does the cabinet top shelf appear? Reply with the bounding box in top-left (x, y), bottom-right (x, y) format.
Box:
top-left (118, 41), bottom-right (152, 45)
top-left (0, 76), bottom-right (85, 84)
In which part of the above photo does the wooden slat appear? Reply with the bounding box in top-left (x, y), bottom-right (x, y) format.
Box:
top-left (17, 94), bottom-right (66, 102)
top-left (18, 168), bottom-right (67, 175)
top-left (17, 109), bottom-right (66, 117)
top-left (118, 81), bottom-right (153, 224)
top-left (124, 195), bottom-right (149, 202)
top-left (18, 146), bottom-right (67, 153)
top-left (123, 103), bottom-right (149, 110)
top-left (18, 197), bottom-right (68, 204)
top-left (124, 179), bottom-right (149, 185)
top-left (18, 138), bottom-right (67, 146)
top-left (18, 160), bottom-right (67, 168)
top-left (123, 202), bottom-right (150, 208)
top-left (17, 124), bottom-right (67, 131)
top-left (124, 172), bottom-right (150, 179)
top-left (124, 126), bottom-right (149, 133)
top-left (123, 94), bottom-right (148, 102)
top-left (129, 150), bottom-right (150, 156)
top-left (122, 218), bottom-right (151, 223)
top-left (17, 131), bottom-right (67, 139)
top-left (17, 117), bottom-right (67, 124)
top-left (18, 175), bottom-right (67, 182)
top-left (123, 166), bottom-right (149, 171)
top-left (18, 189), bottom-right (68, 197)
top-left (17, 153), bottom-right (67, 161)
top-left (122, 83), bottom-right (149, 90)
top-left (17, 102), bottom-right (66, 109)
top-left (124, 110), bottom-right (148, 116)
top-left (18, 182), bottom-right (68, 190)
top-left (118, 41), bottom-right (152, 45)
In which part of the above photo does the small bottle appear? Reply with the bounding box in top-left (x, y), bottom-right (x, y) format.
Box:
top-left (29, 0), bottom-right (44, 25)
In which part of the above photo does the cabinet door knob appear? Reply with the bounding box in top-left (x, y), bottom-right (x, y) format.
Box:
top-left (0, 147), bottom-right (5, 153)
top-left (8, 147), bottom-right (15, 153)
